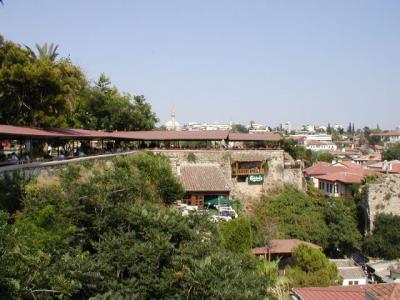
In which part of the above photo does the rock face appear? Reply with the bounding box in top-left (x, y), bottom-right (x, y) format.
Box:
top-left (0, 149), bottom-right (304, 211)
top-left (364, 174), bottom-right (400, 232)
top-left (152, 149), bottom-right (304, 212)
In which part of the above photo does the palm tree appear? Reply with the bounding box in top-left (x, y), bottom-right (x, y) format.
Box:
top-left (25, 43), bottom-right (59, 61)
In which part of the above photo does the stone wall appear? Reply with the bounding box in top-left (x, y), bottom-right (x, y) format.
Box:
top-left (364, 174), bottom-right (400, 231)
top-left (152, 149), bottom-right (304, 199)
top-left (0, 149), bottom-right (304, 207)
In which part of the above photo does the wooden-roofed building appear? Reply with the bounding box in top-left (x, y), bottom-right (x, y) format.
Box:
top-left (178, 164), bottom-right (231, 207)
top-left (251, 239), bottom-right (322, 262)
top-left (231, 152), bottom-right (267, 185)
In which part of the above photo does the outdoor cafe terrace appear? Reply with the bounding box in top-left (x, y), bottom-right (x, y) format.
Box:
top-left (0, 124), bottom-right (283, 166)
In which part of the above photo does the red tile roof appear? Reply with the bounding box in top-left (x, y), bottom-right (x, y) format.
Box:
top-left (375, 130), bottom-right (400, 137)
top-left (292, 283), bottom-right (400, 300)
top-left (228, 132), bottom-right (282, 141)
top-left (303, 162), bottom-right (347, 176)
top-left (304, 161), bottom-right (376, 183)
top-left (316, 172), bottom-right (365, 184)
top-left (0, 124), bottom-right (283, 142)
top-left (292, 286), bottom-right (366, 300)
top-left (251, 239), bottom-right (321, 255)
top-left (366, 283), bottom-right (400, 300)
top-left (0, 125), bottom-right (62, 138)
top-left (114, 130), bottom-right (229, 141)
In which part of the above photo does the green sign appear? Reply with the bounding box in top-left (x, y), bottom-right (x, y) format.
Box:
top-left (248, 174), bottom-right (264, 185)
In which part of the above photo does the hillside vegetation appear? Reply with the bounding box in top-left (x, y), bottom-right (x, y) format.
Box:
top-left (0, 153), bottom-right (270, 299)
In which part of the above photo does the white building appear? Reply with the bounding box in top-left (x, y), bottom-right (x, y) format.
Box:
top-left (305, 134), bottom-right (333, 142)
top-left (331, 259), bottom-right (367, 286)
top-left (305, 140), bottom-right (337, 152)
top-left (164, 108), bottom-right (181, 131)
top-left (185, 122), bottom-right (231, 131)
top-left (280, 122), bottom-right (291, 132)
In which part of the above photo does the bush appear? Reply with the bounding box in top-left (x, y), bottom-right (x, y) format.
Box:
top-left (0, 153), bottom-right (272, 299)
top-left (285, 244), bottom-right (339, 287)
top-left (187, 152), bottom-right (197, 163)
top-left (363, 213), bottom-right (400, 259)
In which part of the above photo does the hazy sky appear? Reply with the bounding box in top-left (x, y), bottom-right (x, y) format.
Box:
top-left (1, 0), bottom-right (399, 129)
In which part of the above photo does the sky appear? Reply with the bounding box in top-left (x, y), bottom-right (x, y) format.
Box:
top-left (0, 0), bottom-right (399, 129)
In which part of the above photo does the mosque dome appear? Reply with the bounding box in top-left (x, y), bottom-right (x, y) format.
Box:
top-left (164, 107), bottom-right (181, 131)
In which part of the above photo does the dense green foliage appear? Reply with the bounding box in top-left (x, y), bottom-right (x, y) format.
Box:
top-left (230, 123), bottom-right (248, 133)
top-left (0, 172), bottom-right (26, 213)
top-left (74, 74), bottom-right (158, 131)
top-left (255, 186), bottom-right (329, 248)
top-left (0, 35), bottom-right (86, 127)
top-left (0, 35), bottom-right (157, 130)
top-left (254, 186), bottom-right (361, 256)
top-left (0, 153), bottom-right (271, 299)
top-left (363, 213), bottom-right (400, 260)
top-left (218, 216), bottom-right (265, 253)
top-left (285, 244), bottom-right (339, 287)
top-left (282, 138), bottom-right (334, 167)
top-left (383, 143), bottom-right (400, 161)
top-left (324, 198), bottom-right (362, 257)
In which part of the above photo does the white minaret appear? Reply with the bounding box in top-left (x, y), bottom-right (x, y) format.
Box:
top-left (171, 105), bottom-right (176, 131)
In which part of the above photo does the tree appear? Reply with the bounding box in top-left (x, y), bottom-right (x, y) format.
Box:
top-left (347, 122), bottom-right (352, 134)
top-left (74, 74), bottom-right (158, 131)
top-left (0, 153), bottom-right (271, 299)
top-left (363, 213), bottom-right (400, 260)
top-left (324, 199), bottom-right (362, 257)
top-left (0, 35), bottom-right (86, 127)
top-left (231, 123), bottom-right (248, 133)
top-left (316, 152), bottom-right (335, 163)
top-left (218, 216), bottom-right (264, 253)
top-left (383, 144), bottom-right (400, 161)
top-left (254, 186), bottom-right (329, 248)
top-left (25, 43), bottom-right (59, 61)
top-left (285, 244), bottom-right (339, 287)
top-left (327, 123), bottom-right (332, 134)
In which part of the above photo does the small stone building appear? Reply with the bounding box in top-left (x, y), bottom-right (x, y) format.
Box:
top-left (179, 164), bottom-right (231, 207)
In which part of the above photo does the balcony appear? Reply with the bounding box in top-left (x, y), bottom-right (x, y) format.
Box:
top-left (232, 168), bottom-right (264, 176)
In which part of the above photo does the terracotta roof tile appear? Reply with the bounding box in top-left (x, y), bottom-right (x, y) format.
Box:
top-left (292, 286), bottom-right (366, 300)
top-left (316, 172), bottom-right (365, 184)
top-left (179, 164), bottom-right (231, 192)
top-left (303, 162), bottom-right (347, 176)
top-left (251, 239), bottom-right (321, 255)
top-left (228, 132), bottom-right (282, 141)
top-left (366, 283), bottom-right (400, 300)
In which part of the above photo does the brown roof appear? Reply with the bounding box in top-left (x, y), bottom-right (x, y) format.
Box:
top-left (0, 124), bottom-right (284, 142)
top-left (366, 283), bottom-right (400, 300)
top-left (303, 162), bottom-right (347, 176)
top-left (293, 283), bottom-right (400, 300)
top-left (292, 286), bottom-right (366, 300)
top-left (228, 132), bottom-right (282, 141)
top-left (374, 130), bottom-right (400, 137)
top-left (0, 125), bottom-right (63, 138)
top-left (179, 164), bottom-right (231, 192)
top-left (49, 128), bottom-right (114, 139)
top-left (114, 130), bottom-right (229, 141)
top-left (316, 172), bottom-right (365, 184)
top-left (251, 239), bottom-right (321, 255)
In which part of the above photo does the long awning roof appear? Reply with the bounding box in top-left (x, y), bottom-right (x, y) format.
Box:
top-left (0, 124), bottom-right (283, 142)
